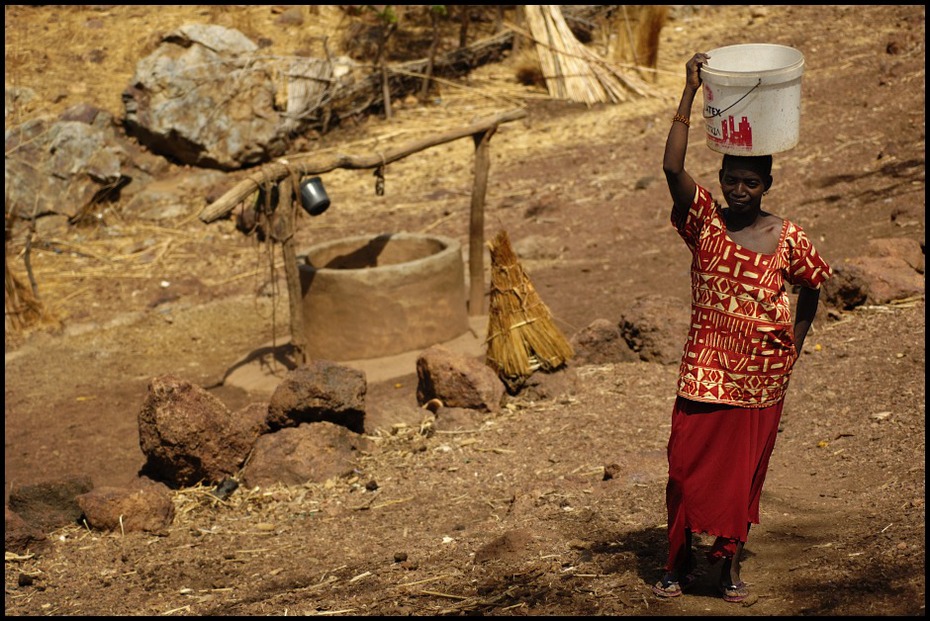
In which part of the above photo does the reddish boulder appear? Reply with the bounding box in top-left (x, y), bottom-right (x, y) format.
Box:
top-left (267, 360), bottom-right (367, 434)
top-left (76, 478), bottom-right (174, 534)
top-left (416, 345), bottom-right (504, 412)
top-left (4, 505), bottom-right (48, 555)
top-left (570, 318), bottom-right (638, 366)
top-left (241, 422), bottom-right (371, 488)
top-left (138, 375), bottom-right (263, 487)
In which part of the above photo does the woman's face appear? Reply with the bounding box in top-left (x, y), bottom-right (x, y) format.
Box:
top-left (718, 166), bottom-right (768, 215)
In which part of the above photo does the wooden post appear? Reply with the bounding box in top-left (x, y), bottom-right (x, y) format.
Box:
top-left (468, 126), bottom-right (496, 316)
top-left (512, 5), bottom-right (525, 55)
top-left (458, 5), bottom-right (469, 48)
top-left (275, 176), bottom-right (308, 365)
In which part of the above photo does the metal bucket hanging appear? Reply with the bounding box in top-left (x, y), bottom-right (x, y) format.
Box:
top-left (299, 176), bottom-right (331, 216)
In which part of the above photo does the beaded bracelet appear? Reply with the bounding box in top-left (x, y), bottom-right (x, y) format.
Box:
top-left (673, 114), bottom-right (691, 127)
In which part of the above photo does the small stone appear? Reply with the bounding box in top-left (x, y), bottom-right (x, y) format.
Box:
top-left (603, 463), bottom-right (622, 480)
top-left (393, 552), bottom-right (408, 563)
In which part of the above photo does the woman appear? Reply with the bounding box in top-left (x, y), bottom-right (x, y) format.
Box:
top-left (654, 52), bottom-right (832, 603)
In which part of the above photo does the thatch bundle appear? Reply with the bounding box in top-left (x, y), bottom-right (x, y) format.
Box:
top-left (605, 5), bottom-right (669, 81)
top-left (485, 230), bottom-right (573, 386)
top-left (523, 5), bottom-right (659, 105)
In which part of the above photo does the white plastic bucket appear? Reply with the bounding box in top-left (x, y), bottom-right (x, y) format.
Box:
top-left (700, 44), bottom-right (805, 155)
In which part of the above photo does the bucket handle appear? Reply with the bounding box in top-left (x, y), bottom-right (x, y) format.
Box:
top-left (702, 78), bottom-right (762, 118)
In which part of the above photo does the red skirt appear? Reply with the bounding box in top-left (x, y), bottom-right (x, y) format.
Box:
top-left (663, 396), bottom-right (783, 572)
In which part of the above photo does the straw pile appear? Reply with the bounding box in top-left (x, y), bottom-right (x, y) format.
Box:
top-left (485, 230), bottom-right (573, 387)
top-left (606, 5), bottom-right (669, 80)
top-left (523, 5), bottom-right (659, 105)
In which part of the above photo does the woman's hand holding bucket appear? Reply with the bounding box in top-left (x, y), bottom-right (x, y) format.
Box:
top-left (686, 53), bottom-right (710, 92)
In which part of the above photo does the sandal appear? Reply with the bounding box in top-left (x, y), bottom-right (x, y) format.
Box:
top-left (652, 576), bottom-right (682, 598)
top-left (720, 580), bottom-right (749, 603)
top-left (653, 568), bottom-right (702, 598)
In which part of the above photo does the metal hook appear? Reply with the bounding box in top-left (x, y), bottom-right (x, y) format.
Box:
top-left (374, 152), bottom-right (386, 196)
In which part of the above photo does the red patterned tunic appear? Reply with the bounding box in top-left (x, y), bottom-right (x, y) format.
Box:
top-left (672, 184), bottom-right (833, 408)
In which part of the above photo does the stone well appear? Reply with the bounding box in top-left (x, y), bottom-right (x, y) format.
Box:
top-left (298, 233), bottom-right (469, 361)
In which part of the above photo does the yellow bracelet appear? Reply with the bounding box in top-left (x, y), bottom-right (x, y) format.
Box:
top-left (673, 114), bottom-right (691, 127)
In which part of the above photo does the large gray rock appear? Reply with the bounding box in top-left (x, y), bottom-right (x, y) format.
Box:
top-left (121, 24), bottom-right (351, 170)
top-left (241, 422), bottom-right (371, 488)
top-left (122, 24), bottom-right (281, 170)
top-left (138, 375), bottom-right (266, 487)
top-left (4, 105), bottom-right (166, 221)
top-left (416, 345), bottom-right (504, 412)
top-left (267, 361), bottom-right (367, 434)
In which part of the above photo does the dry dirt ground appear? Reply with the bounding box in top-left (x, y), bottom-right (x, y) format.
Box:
top-left (4, 5), bottom-right (925, 616)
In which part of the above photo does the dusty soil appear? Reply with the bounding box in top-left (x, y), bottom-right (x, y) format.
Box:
top-left (4, 5), bottom-right (925, 616)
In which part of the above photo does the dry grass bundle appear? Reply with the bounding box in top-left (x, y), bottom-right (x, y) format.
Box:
top-left (522, 5), bottom-right (659, 105)
top-left (605, 5), bottom-right (669, 81)
top-left (485, 230), bottom-right (573, 386)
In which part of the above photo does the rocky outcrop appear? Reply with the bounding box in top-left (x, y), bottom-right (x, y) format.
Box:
top-left (121, 24), bottom-right (354, 170)
top-left (121, 24), bottom-right (279, 170)
top-left (4, 104), bottom-right (167, 221)
top-left (5, 505), bottom-right (49, 555)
